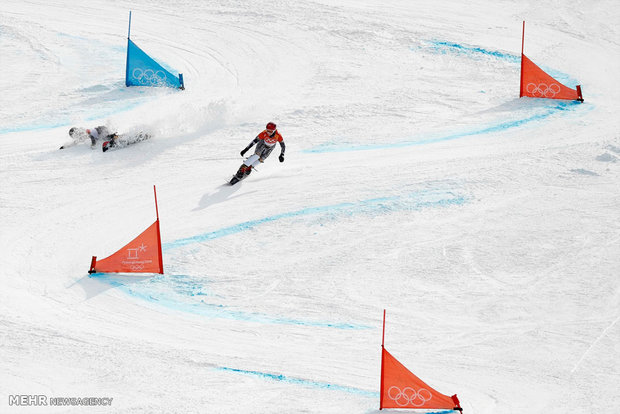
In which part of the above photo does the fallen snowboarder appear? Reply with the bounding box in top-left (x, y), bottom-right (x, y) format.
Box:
top-left (60, 126), bottom-right (151, 152)
top-left (60, 126), bottom-right (115, 150)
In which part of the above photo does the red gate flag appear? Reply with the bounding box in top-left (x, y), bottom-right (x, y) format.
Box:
top-left (521, 55), bottom-right (583, 101)
top-left (380, 310), bottom-right (462, 411)
top-left (88, 186), bottom-right (164, 274)
top-left (519, 21), bottom-right (583, 101)
top-left (381, 348), bottom-right (460, 410)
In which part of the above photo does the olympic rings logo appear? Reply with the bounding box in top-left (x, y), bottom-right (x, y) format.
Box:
top-left (129, 264), bottom-right (144, 271)
top-left (387, 386), bottom-right (432, 407)
top-left (526, 83), bottom-right (561, 98)
top-left (132, 68), bottom-right (167, 86)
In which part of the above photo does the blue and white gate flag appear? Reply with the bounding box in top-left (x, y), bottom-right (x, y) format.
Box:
top-left (125, 38), bottom-right (184, 89)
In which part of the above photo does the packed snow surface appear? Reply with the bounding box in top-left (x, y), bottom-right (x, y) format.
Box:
top-left (1, 0), bottom-right (619, 413)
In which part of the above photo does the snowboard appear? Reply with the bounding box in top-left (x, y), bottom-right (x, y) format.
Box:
top-left (229, 165), bottom-right (252, 185)
top-left (103, 132), bottom-right (151, 152)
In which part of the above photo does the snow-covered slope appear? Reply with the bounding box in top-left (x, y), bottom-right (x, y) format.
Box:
top-left (1, 0), bottom-right (619, 413)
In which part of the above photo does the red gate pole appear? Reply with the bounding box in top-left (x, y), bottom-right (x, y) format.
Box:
top-left (520, 21), bottom-right (525, 97)
top-left (379, 309), bottom-right (386, 410)
top-left (153, 185), bottom-right (164, 274)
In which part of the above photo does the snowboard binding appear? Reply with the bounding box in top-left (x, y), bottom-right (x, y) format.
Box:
top-left (229, 165), bottom-right (252, 185)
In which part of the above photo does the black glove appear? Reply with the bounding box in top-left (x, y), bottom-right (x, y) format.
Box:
top-left (240, 148), bottom-right (247, 156)
top-left (279, 154), bottom-right (284, 162)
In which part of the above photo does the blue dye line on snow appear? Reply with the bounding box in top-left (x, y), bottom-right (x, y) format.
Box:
top-left (217, 366), bottom-right (456, 413)
top-left (1, 33), bottom-right (148, 135)
top-left (304, 100), bottom-right (584, 154)
top-left (424, 39), bottom-right (580, 87)
top-left (301, 39), bottom-right (583, 154)
top-left (93, 190), bottom-right (466, 329)
top-left (0, 92), bottom-right (156, 135)
top-left (0, 97), bottom-right (148, 135)
top-left (92, 272), bottom-right (370, 329)
top-left (424, 40), bottom-right (579, 84)
top-left (164, 191), bottom-right (467, 250)
top-left (0, 122), bottom-right (73, 135)
top-left (424, 40), bottom-right (520, 63)
top-left (216, 366), bottom-right (378, 397)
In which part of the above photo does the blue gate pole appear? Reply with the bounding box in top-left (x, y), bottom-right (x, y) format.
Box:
top-left (125, 11), bottom-right (132, 86)
top-left (128, 11), bottom-right (132, 39)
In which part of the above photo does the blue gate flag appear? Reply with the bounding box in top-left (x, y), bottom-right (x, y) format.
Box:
top-left (125, 38), bottom-right (184, 89)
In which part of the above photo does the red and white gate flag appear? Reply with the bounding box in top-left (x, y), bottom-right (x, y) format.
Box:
top-left (88, 185), bottom-right (164, 275)
top-left (380, 347), bottom-right (462, 411)
top-left (521, 54), bottom-right (583, 101)
top-left (88, 220), bottom-right (163, 274)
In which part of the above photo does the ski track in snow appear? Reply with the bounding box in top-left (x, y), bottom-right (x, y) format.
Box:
top-left (164, 189), bottom-right (468, 249)
top-left (305, 100), bottom-right (588, 153)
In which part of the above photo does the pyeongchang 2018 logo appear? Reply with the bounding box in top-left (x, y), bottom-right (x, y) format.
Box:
top-left (121, 243), bottom-right (152, 271)
top-left (526, 82), bottom-right (561, 98)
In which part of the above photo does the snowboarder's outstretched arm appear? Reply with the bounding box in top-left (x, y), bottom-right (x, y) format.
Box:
top-left (240, 137), bottom-right (259, 156)
top-left (279, 141), bottom-right (285, 162)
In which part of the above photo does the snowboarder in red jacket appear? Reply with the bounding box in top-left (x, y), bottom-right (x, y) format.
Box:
top-left (235, 122), bottom-right (285, 179)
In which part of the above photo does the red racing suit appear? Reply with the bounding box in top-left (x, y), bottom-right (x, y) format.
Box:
top-left (243, 129), bottom-right (285, 161)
